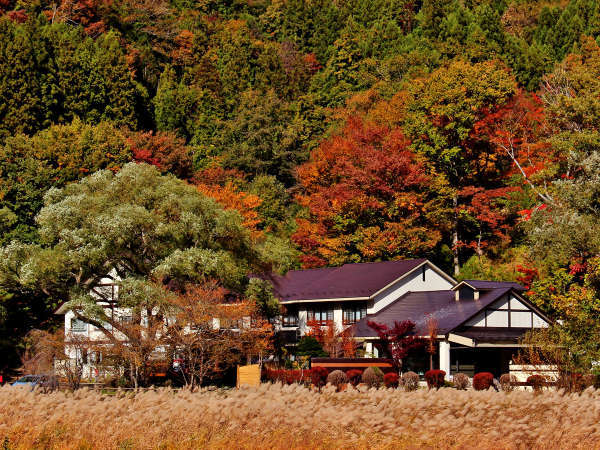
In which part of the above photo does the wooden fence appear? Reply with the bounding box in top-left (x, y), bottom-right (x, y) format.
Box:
top-left (236, 364), bottom-right (261, 388)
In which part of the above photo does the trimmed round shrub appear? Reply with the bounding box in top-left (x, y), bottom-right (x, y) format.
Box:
top-left (499, 373), bottom-right (516, 392)
top-left (527, 374), bottom-right (546, 392)
top-left (582, 374), bottom-right (597, 390)
top-left (383, 372), bottom-right (399, 389)
top-left (453, 373), bottom-right (470, 390)
top-left (327, 370), bottom-right (348, 391)
top-left (311, 366), bottom-right (329, 390)
top-left (473, 372), bottom-right (494, 390)
top-left (556, 373), bottom-right (593, 393)
top-left (346, 369), bottom-right (363, 387)
top-left (401, 371), bottom-right (419, 391)
top-left (424, 370), bottom-right (446, 389)
top-left (362, 367), bottom-right (384, 389)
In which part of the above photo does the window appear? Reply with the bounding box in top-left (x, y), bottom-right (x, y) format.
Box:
top-left (221, 317), bottom-right (244, 330)
top-left (343, 303), bottom-right (367, 325)
top-left (458, 287), bottom-right (475, 300)
top-left (307, 306), bottom-right (333, 326)
top-left (118, 314), bottom-right (134, 324)
top-left (282, 307), bottom-right (298, 327)
top-left (70, 318), bottom-right (87, 332)
top-left (93, 283), bottom-right (118, 303)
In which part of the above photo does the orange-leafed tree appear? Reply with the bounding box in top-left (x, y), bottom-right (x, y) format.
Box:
top-left (127, 130), bottom-right (194, 180)
top-left (305, 320), bottom-right (357, 358)
top-left (425, 315), bottom-right (438, 371)
top-left (194, 166), bottom-right (264, 236)
top-left (294, 117), bottom-right (449, 268)
top-left (472, 90), bottom-right (555, 205)
top-left (166, 282), bottom-right (273, 389)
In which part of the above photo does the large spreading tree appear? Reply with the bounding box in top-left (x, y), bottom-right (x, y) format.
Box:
top-left (0, 163), bottom-right (286, 385)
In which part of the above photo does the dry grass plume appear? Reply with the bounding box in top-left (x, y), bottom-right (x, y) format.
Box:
top-left (1, 384), bottom-right (600, 449)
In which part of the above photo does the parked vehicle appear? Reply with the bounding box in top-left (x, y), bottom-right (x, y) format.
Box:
top-left (12, 374), bottom-right (58, 391)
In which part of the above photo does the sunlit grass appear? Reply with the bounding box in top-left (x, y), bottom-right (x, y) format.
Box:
top-left (1, 384), bottom-right (600, 449)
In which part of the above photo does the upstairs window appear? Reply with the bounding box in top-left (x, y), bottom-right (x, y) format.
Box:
top-left (282, 307), bottom-right (298, 327)
top-left (307, 306), bottom-right (333, 326)
top-left (343, 303), bottom-right (367, 325)
top-left (70, 318), bottom-right (87, 332)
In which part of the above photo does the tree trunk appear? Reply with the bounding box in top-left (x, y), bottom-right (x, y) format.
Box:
top-left (453, 195), bottom-right (460, 276)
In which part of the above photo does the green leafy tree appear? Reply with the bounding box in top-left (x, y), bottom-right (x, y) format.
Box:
top-left (49, 26), bottom-right (145, 129)
top-left (403, 59), bottom-right (517, 273)
top-left (0, 18), bottom-right (54, 139)
top-left (217, 90), bottom-right (309, 186)
top-left (0, 163), bottom-right (289, 385)
top-left (0, 19), bottom-right (145, 139)
top-left (154, 66), bottom-right (223, 146)
top-left (296, 335), bottom-right (327, 357)
top-left (0, 120), bottom-right (132, 244)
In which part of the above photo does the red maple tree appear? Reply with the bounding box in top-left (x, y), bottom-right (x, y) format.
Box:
top-left (367, 320), bottom-right (425, 370)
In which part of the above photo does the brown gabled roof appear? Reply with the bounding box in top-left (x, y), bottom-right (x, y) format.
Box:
top-left (352, 287), bottom-right (515, 338)
top-left (259, 259), bottom-right (428, 302)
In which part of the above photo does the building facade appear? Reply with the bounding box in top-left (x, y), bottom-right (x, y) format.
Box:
top-left (263, 260), bottom-right (551, 378)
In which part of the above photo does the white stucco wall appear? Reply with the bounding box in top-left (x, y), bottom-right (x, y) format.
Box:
top-left (463, 294), bottom-right (549, 328)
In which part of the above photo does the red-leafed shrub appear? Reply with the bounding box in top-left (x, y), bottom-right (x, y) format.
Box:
top-left (473, 372), bottom-right (494, 390)
top-left (346, 369), bottom-right (363, 387)
top-left (263, 368), bottom-right (311, 385)
top-left (311, 366), bottom-right (329, 390)
top-left (424, 370), bottom-right (446, 389)
top-left (527, 374), bottom-right (546, 392)
top-left (383, 372), bottom-right (399, 388)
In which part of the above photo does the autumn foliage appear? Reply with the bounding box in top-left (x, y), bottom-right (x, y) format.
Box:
top-left (473, 372), bottom-right (495, 391)
top-left (424, 370), bottom-right (446, 389)
top-left (367, 320), bottom-right (424, 370)
top-left (383, 372), bottom-right (399, 388)
top-left (294, 117), bottom-right (443, 268)
top-left (127, 130), bottom-right (194, 179)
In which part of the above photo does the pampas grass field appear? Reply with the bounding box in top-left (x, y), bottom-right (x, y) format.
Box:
top-left (2, 384), bottom-right (600, 449)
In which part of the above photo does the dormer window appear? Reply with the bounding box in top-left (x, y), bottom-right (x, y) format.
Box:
top-left (453, 282), bottom-right (480, 301)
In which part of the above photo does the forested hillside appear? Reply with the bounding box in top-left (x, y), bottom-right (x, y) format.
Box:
top-left (2, 0), bottom-right (600, 372)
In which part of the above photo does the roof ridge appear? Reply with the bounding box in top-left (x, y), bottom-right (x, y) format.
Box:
top-left (341, 258), bottom-right (426, 267)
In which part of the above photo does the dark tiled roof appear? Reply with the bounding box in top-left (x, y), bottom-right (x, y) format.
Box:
top-left (353, 287), bottom-right (512, 338)
top-left (460, 280), bottom-right (525, 291)
top-left (260, 259), bottom-right (427, 302)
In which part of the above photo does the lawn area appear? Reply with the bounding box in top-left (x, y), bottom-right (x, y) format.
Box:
top-left (1, 384), bottom-right (600, 449)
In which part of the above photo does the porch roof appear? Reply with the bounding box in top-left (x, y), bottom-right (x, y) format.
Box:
top-left (452, 327), bottom-right (532, 343)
